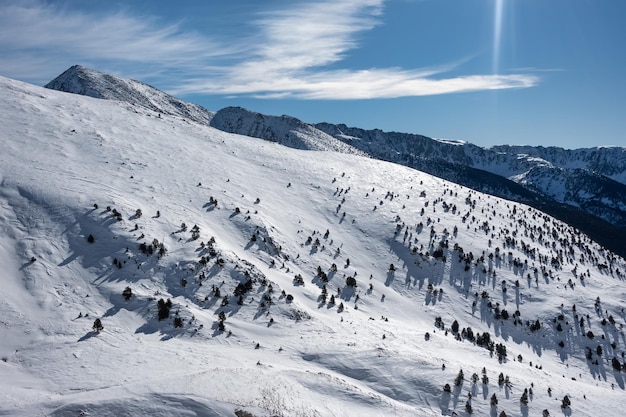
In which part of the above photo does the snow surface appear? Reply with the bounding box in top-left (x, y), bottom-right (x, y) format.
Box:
top-left (1, 75), bottom-right (626, 417)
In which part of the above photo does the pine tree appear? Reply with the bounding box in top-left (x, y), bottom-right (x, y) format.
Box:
top-left (451, 319), bottom-right (459, 333)
top-left (92, 318), bottom-right (103, 333)
top-left (454, 369), bottom-right (464, 386)
top-left (122, 286), bottom-right (132, 301)
top-left (561, 395), bottom-right (571, 409)
top-left (520, 390), bottom-right (528, 405)
top-left (157, 298), bottom-right (171, 321)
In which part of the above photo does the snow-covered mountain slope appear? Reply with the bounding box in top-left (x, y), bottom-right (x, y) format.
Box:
top-left (45, 65), bottom-right (215, 125)
top-left (315, 123), bottom-right (626, 243)
top-left (3, 75), bottom-right (626, 417)
top-left (43, 66), bottom-right (626, 240)
top-left (210, 106), bottom-right (366, 155)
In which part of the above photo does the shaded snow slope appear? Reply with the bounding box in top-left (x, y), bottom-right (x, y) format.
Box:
top-left (45, 65), bottom-right (214, 125)
top-left (2, 75), bottom-right (626, 417)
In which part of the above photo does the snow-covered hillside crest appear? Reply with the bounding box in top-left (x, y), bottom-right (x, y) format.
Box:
top-left (3, 74), bottom-right (626, 417)
top-left (45, 65), bottom-right (215, 125)
top-left (43, 66), bottom-right (626, 237)
top-left (210, 106), bottom-right (367, 155)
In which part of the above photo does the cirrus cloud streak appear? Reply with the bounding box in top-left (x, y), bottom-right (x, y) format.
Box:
top-left (0, 0), bottom-right (538, 99)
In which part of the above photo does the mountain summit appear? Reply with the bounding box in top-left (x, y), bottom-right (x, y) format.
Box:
top-left (45, 65), bottom-right (214, 125)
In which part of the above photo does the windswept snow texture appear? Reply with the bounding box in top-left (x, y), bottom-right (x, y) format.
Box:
top-left (2, 75), bottom-right (626, 417)
top-left (45, 65), bottom-right (215, 125)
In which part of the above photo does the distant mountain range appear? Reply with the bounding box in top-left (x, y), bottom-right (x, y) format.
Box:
top-left (45, 65), bottom-right (626, 256)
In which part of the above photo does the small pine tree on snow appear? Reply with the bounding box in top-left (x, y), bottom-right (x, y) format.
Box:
top-left (465, 400), bottom-right (473, 414)
top-left (520, 390), bottom-right (529, 405)
top-left (542, 410), bottom-right (550, 417)
top-left (498, 412), bottom-right (507, 417)
top-left (454, 369), bottom-right (464, 386)
top-left (561, 395), bottom-right (571, 409)
top-left (173, 317), bottom-right (183, 328)
top-left (157, 298), bottom-right (171, 321)
top-left (451, 319), bottom-right (459, 334)
top-left (122, 286), bottom-right (132, 301)
top-left (612, 357), bottom-right (622, 371)
top-left (87, 234), bottom-right (94, 243)
top-left (490, 393), bottom-right (498, 407)
top-left (443, 383), bottom-right (451, 393)
top-left (92, 318), bottom-right (103, 333)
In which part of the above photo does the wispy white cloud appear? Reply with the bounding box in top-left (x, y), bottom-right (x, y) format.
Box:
top-left (175, 0), bottom-right (538, 99)
top-left (0, 1), bottom-right (237, 83)
top-left (0, 0), bottom-right (538, 98)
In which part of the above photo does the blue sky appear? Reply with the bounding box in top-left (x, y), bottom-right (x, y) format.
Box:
top-left (1, 0), bottom-right (624, 149)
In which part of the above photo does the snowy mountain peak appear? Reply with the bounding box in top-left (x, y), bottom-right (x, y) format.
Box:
top-left (45, 65), bottom-right (214, 125)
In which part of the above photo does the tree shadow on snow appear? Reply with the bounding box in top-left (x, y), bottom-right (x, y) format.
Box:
top-left (385, 271), bottom-right (394, 287)
top-left (439, 391), bottom-right (451, 415)
top-left (614, 370), bottom-right (625, 389)
top-left (19, 259), bottom-right (36, 270)
top-left (340, 286), bottom-right (356, 301)
top-left (78, 331), bottom-right (99, 342)
top-left (520, 403), bottom-right (529, 417)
